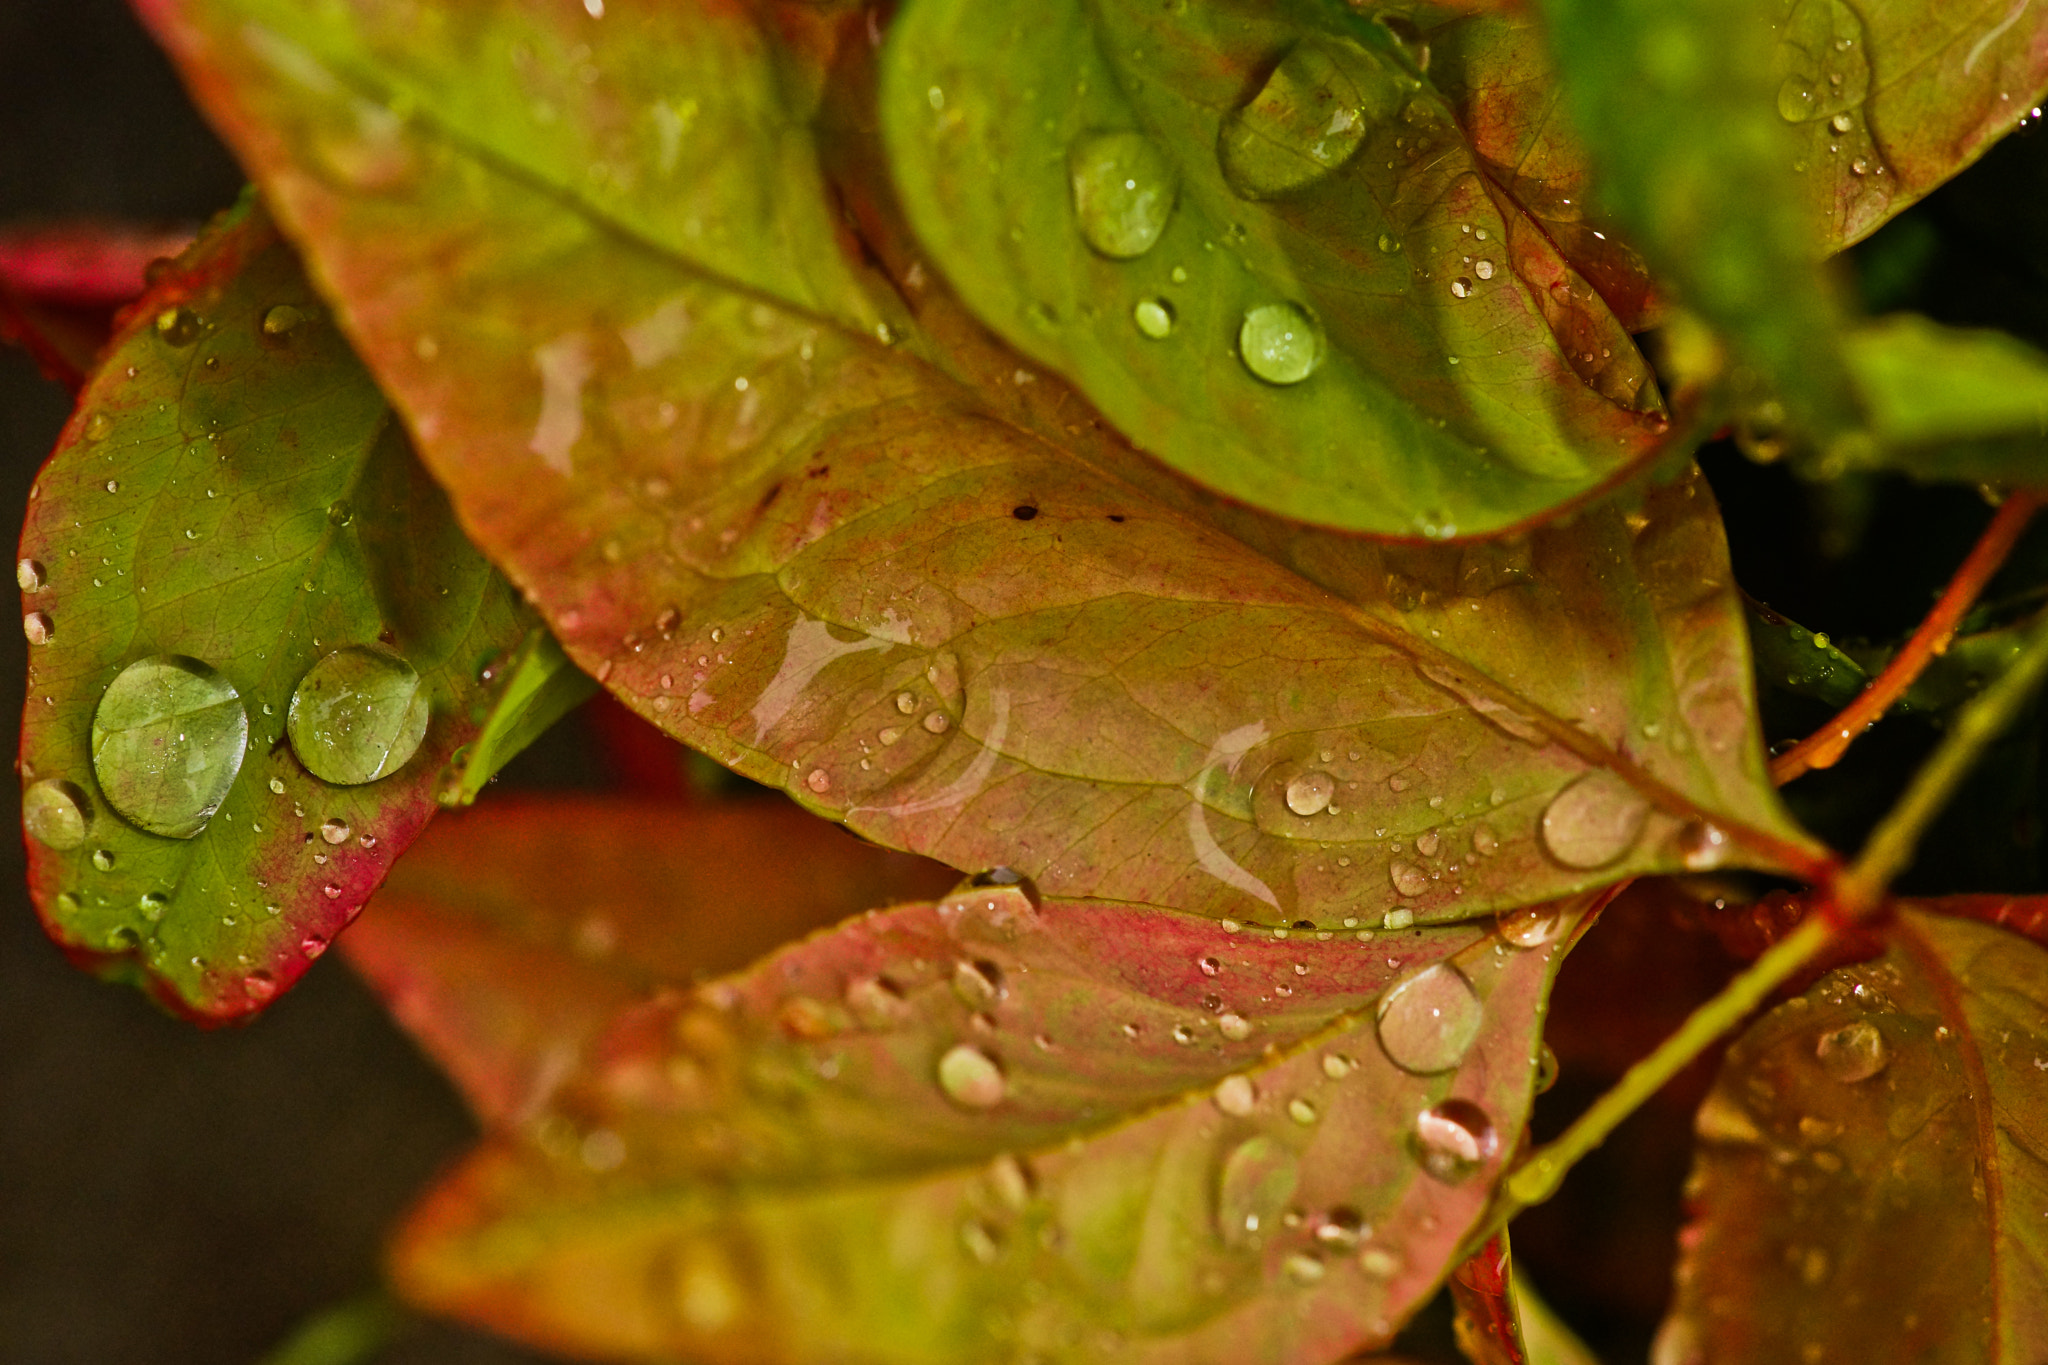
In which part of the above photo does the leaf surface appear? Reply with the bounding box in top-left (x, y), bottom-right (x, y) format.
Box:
top-left (1661, 906), bottom-right (2048, 1363)
top-left (140, 0), bottom-right (1831, 935)
top-left (880, 0), bottom-right (1669, 538)
top-left (347, 799), bottom-right (1589, 1364)
top-left (15, 197), bottom-right (533, 1019)
top-left (1838, 315), bottom-right (2048, 487)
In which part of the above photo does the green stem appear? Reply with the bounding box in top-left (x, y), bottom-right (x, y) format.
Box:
top-left (255, 1289), bottom-right (410, 1365)
top-left (1483, 606), bottom-right (2048, 1235)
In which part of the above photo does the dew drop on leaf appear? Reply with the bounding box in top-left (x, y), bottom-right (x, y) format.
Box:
top-left (320, 816), bottom-right (352, 845)
top-left (1376, 963), bottom-right (1482, 1073)
top-left (139, 891), bottom-right (168, 922)
top-left (91, 848), bottom-right (116, 871)
top-left (22, 778), bottom-right (90, 850)
top-left (154, 305), bottom-right (201, 346)
top-left (1495, 902), bottom-right (1566, 948)
top-left (16, 558), bottom-right (45, 592)
top-left (1388, 860), bottom-right (1430, 896)
top-left (844, 974), bottom-right (909, 1028)
top-left (1538, 770), bottom-right (1650, 868)
top-left (1413, 1098), bottom-right (1498, 1182)
top-left (1287, 1096), bottom-right (1318, 1125)
top-left (951, 958), bottom-right (1004, 1008)
top-left (1218, 1011), bottom-right (1253, 1041)
top-left (23, 611), bottom-right (54, 645)
top-left (1238, 302), bottom-right (1325, 385)
top-left (91, 655), bottom-right (249, 839)
top-left (261, 304), bottom-right (304, 337)
top-left (1284, 769), bottom-right (1335, 816)
top-left (1214, 1135), bottom-right (1298, 1247)
top-left (936, 1042), bottom-right (1006, 1108)
top-left (1216, 38), bottom-right (1408, 199)
top-left (1067, 130), bottom-right (1177, 259)
top-left (1814, 1019), bottom-right (1889, 1082)
top-left (1316, 1205), bottom-right (1366, 1249)
top-left (1132, 297), bottom-right (1176, 338)
top-left (287, 645), bottom-right (431, 785)
top-left (1212, 1073), bottom-right (1258, 1116)
top-left (1283, 1250), bottom-right (1327, 1284)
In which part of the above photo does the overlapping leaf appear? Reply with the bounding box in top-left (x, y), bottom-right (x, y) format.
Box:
top-left (1661, 906), bottom-right (2048, 1363)
top-left (346, 799), bottom-right (1589, 1364)
top-left (880, 0), bottom-right (1669, 538)
top-left (140, 0), bottom-right (1830, 940)
top-left (15, 197), bottom-right (535, 1019)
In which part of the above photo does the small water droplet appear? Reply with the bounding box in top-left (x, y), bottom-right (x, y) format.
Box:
top-left (155, 306), bottom-right (201, 346)
top-left (84, 412), bottom-right (112, 442)
top-left (1777, 77), bottom-right (1817, 122)
top-left (1376, 963), bottom-right (1483, 1073)
top-left (1414, 831), bottom-right (1440, 858)
top-left (845, 974), bottom-right (910, 1028)
top-left (1215, 1134), bottom-right (1298, 1246)
top-left (1239, 302), bottom-right (1324, 385)
top-left (326, 500), bottom-right (354, 527)
top-left (139, 890), bottom-right (169, 922)
top-left (937, 1043), bottom-right (1006, 1108)
top-left (22, 779), bottom-right (90, 849)
top-left (1198, 955), bottom-right (1221, 976)
top-left (1389, 861), bottom-right (1429, 896)
top-left (952, 958), bottom-right (1005, 1007)
top-left (1377, 232), bottom-right (1402, 253)
top-left (1474, 259), bottom-right (1495, 280)
top-left (806, 768), bottom-right (831, 794)
top-left (17, 558), bottom-right (45, 592)
top-left (287, 645), bottom-right (430, 785)
top-left (1133, 297), bottom-right (1176, 338)
top-left (322, 882), bottom-right (342, 899)
top-left (1285, 769), bottom-right (1334, 816)
top-left (923, 712), bottom-right (950, 734)
top-left (1815, 1020), bottom-right (1888, 1082)
top-left (1539, 771), bottom-right (1651, 869)
top-left (1283, 1250), bottom-right (1327, 1284)
top-left (1068, 130), bottom-right (1178, 259)
top-left (1470, 823), bottom-right (1499, 857)
top-left (245, 970), bottom-right (278, 1002)
top-left (320, 816), bottom-right (351, 845)
top-left (1212, 1073), bottom-right (1258, 1116)
top-left (261, 304), bottom-right (305, 337)
top-left (1677, 820), bottom-right (1729, 870)
top-left (1287, 1096), bottom-right (1318, 1125)
top-left (1413, 1098), bottom-right (1498, 1181)
top-left (22, 611), bottom-right (54, 645)
top-left (1217, 38), bottom-right (1409, 198)
top-left (1218, 1012), bottom-right (1253, 1041)
top-left (1315, 1206), bottom-right (1365, 1248)
top-left (268, 777), bottom-right (286, 795)
top-left (1321, 1053), bottom-right (1354, 1080)
top-left (1450, 277), bottom-right (1472, 298)
top-left (92, 655), bottom-right (248, 838)
top-left (91, 847), bottom-right (117, 871)
top-left (1496, 902), bottom-right (1566, 948)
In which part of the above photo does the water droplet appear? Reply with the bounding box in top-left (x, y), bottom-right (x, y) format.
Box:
top-left (261, 304), bottom-right (305, 337)
top-left (268, 777), bottom-right (286, 795)
top-left (1285, 769), bottom-right (1334, 816)
top-left (1218, 1012), bottom-right (1253, 1041)
top-left (1414, 831), bottom-right (1440, 858)
top-left (322, 882), bottom-right (342, 899)
top-left (1217, 38), bottom-right (1409, 198)
top-left (1213, 1073), bottom-right (1258, 1116)
top-left (22, 611), bottom-right (54, 645)
top-left (91, 848), bottom-right (116, 871)
top-left (1382, 907), bottom-right (1414, 930)
top-left (1321, 1053), bottom-right (1354, 1080)
top-left (1470, 823), bottom-right (1499, 857)
top-left (155, 306), bottom-right (201, 346)
top-left (806, 768), bottom-right (831, 794)
top-left (1450, 277), bottom-right (1472, 298)
top-left (1068, 130), bottom-right (1178, 259)
top-left (1677, 820), bottom-right (1729, 870)
top-left (1315, 1206), bottom-right (1365, 1248)
top-left (1133, 297), bottom-right (1176, 338)
top-left (1215, 1135), bottom-right (1298, 1246)
top-left (1239, 302), bottom-right (1324, 385)
top-left (1536, 1042), bottom-right (1559, 1093)
top-left (17, 558), bottom-right (45, 591)
top-left (287, 645), bottom-right (430, 785)
top-left (952, 957), bottom-right (1005, 1008)
top-left (1376, 963), bottom-right (1483, 1073)
top-left (1378, 232), bottom-right (1403, 252)
top-left (1287, 1097), bottom-right (1318, 1125)
top-left (246, 970), bottom-right (278, 1002)
top-left (959, 1219), bottom-right (1001, 1264)
top-left (1283, 1250), bottom-right (1327, 1284)
top-left (845, 974), bottom-right (910, 1028)
top-left (1777, 77), bottom-right (1817, 122)
top-left (1413, 1098), bottom-right (1498, 1181)
top-left (320, 816), bottom-right (351, 845)
top-left (1198, 954), bottom-right (1221, 976)
top-left (1815, 1020), bottom-right (1887, 1082)
top-left (895, 691), bottom-right (918, 714)
top-left (1389, 861), bottom-right (1429, 896)
top-left (326, 500), bottom-right (354, 527)
top-left (1495, 902), bottom-right (1566, 948)
top-left (923, 711), bottom-right (950, 734)
top-left (22, 779), bottom-right (90, 849)
top-left (91, 655), bottom-right (248, 838)
top-left (84, 412), bottom-right (112, 442)
top-left (937, 1043), bottom-right (1006, 1108)
top-left (1474, 259), bottom-right (1495, 280)
top-left (1539, 771), bottom-right (1651, 868)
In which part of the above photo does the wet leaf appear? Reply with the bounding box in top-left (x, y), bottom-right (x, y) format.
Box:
top-left (438, 626), bottom-right (599, 808)
top-left (346, 800), bottom-right (1589, 1364)
top-left (140, 0), bottom-right (1829, 935)
top-left (15, 196), bottom-right (534, 1020)
top-left (1661, 907), bottom-right (2048, 1363)
top-left (1449, 1233), bottom-right (1531, 1365)
top-left (880, 0), bottom-right (1669, 538)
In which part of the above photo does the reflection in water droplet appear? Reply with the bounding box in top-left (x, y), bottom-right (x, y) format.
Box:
top-left (1217, 38), bottom-right (1410, 199)
top-left (937, 1043), bottom-right (1006, 1108)
top-left (1815, 1019), bottom-right (1888, 1082)
top-left (1495, 902), bottom-right (1566, 948)
top-left (17, 558), bottom-right (45, 592)
top-left (91, 847), bottom-right (116, 871)
top-left (23, 611), bottom-right (54, 645)
top-left (91, 655), bottom-right (248, 839)
top-left (22, 779), bottom-right (90, 849)
top-left (1285, 770), bottom-right (1334, 816)
top-left (1213, 1073), bottom-right (1258, 1116)
top-left (1677, 820), bottom-right (1729, 870)
top-left (1539, 771), bottom-right (1651, 868)
top-left (1450, 277), bottom-right (1472, 299)
top-left (1377, 963), bottom-right (1483, 1074)
top-left (1199, 955), bottom-right (1221, 976)
top-left (1068, 130), bottom-right (1178, 260)
top-left (320, 816), bottom-right (351, 845)
top-left (1389, 861), bottom-right (1430, 896)
top-left (1133, 297), bottom-right (1176, 339)
top-left (140, 891), bottom-right (168, 922)
top-left (1215, 1135), bottom-right (1299, 1247)
top-left (287, 645), bottom-right (430, 785)
top-left (1239, 302), bottom-right (1324, 385)
top-left (1413, 1098), bottom-right (1499, 1182)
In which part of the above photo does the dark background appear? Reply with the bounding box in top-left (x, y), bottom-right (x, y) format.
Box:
top-left (6, 1), bottom-right (2048, 1362)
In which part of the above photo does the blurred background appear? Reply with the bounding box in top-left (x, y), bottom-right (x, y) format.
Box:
top-left (5, 1), bottom-right (2048, 1362)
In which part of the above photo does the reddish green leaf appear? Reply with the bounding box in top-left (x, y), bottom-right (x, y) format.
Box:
top-left (15, 196), bottom-right (534, 1020)
top-left (1660, 907), bottom-right (2048, 1363)
top-left (880, 0), bottom-right (1669, 538)
top-left (137, 0), bottom-right (1830, 936)
top-left (345, 799), bottom-right (1590, 1363)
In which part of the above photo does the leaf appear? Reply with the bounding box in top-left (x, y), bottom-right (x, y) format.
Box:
top-left (1449, 1233), bottom-right (1532, 1365)
top-left (1660, 906), bottom-right (2048, 1363)
top-left (1838, 314), bottom-right (2048, 486)
top-left (438, 626), bottom-right (599, 807)
top-left (879, 0), bottom-right (1669, 538)
top-left (139, 0), bottom-right (1832, 936)
top-left (345, 799), bottom-right (1590, 1364)
top-left (15, 195), bottom-right (535, 1020)
top-left (342, 795), bottom-right (958, 1125)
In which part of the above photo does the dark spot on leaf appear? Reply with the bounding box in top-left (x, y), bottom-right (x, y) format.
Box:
top-left (759, 481), bottom-right (784, 511)
top-left (1012, 505), bottom-right (1038, 521)
top-left (1293, 920), bottom-right (1314, 930)
top-left (1108, 514), bottom-right (1125, 523)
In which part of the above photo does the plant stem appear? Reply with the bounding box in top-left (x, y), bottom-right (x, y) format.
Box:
top-left (254, 1289), bottom-right (410, 1365)
top-left (1485, 603), bottom-right (2048, 1235)
top-left (1772, 491), bottom-right (2040, 785)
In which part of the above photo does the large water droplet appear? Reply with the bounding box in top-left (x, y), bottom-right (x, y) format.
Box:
top-left (937, 1043), bottom-right (1006, 1108)
top-left (22, 778), bottom-right (90, 849)
top-left (1239, 302), bottom-right (1324, 385)
top-left (287, 645), bottom-right (430, 785)
top-left (1538, 771), bottom-right (1650, 869)
top-left (1376, 963), bottom-right (1483, 1074)
top-left (1814, 1019), bottom-right (1887, 1083)
top-left (1214, 1135), bottom-right (1299, 1247)
top-left (17, 558), bottom-right (45, 592)
top-left (1413, 1098), bottom-right (1499, 1182)
top-left (23, 611), bottom-right (54, 645)
top-left (1285, 769), bottom-right (1334, 816)
top-left (1217, 38), bottom-right (1410, 199)
top-left (1068, 130), bottom-right (1178, 260)
top-left (91, 655), bottom-right (248, 839)
top-left (1388, 860), bottom-right (1430, 897)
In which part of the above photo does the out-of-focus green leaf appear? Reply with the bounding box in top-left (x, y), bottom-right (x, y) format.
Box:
top-left (438, 626), bottom-right (597, 807)
top-left (1839, 314), bottom-right (2048, 485)
top-left (348, 800), bottom-right (1589, 1364)
top-left (1745, 596), bottom-right (1871, 709)
top-left (15, 196), bottom-right (532, 1020)
top-left (1536, 0), bottom-right (1856, 441)
top-left (140, 0), bottom-right (1831, 937)
top-left (1661, 907), bottom-right (2048, 1363)
top-left (1513, 1265), bottom-right (1602, 1365)
top-left (879, 0), bottom-right (1669, 538)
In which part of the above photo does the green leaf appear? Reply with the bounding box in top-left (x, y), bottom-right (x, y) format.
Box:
top-left (879, 0), bottom-right (1669, 538)
top-left (439, 626), bottom-right (598, 807)
top-left (1839, 314), bottom-right (2048, 485)
top-left (1661, 907), bottom-right (2048, 1363)
top-left (139, 0), bottom-right (1832, 935)
top-left (345, 799), bottom-right (1590, 1363)
top-left (16, 197), bottom-right (534, 1020)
